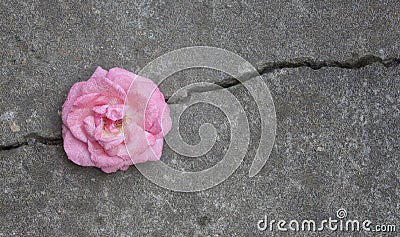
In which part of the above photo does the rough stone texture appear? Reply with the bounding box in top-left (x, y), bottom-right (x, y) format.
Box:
top-left (1, 0), bottom-right (399, 236)
top-left (1, 0), bottom-right (400, 144)
top-left (1, 65), bottom-right (399, 236)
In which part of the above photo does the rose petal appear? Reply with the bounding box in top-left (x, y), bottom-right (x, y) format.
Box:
top-left (100, 163), bottom-right (126, 173)
top-left (124, 122), bottom-right (149, 156)
top-left (148, 138), bottom-right (164, 161)
top-left (144, 97), bottom-right (162, 135)
top-left (98, 135), bottom-right (124, 151)
top-left (126, 75), bottom-right (158, 114)
top-left (145, 131), bottom-right (156, 146)
top-left (62, 67), bottom-right (107, 124)
top-left (105, 143), bottom-right (130, 159)
top-left (88, 140), bottom-right (123, 168)
top-left (106, 67), bottom-right (136, 93)
top-left (125, 75), bottom-right (168, 133)
top-left (91, 66), bottom-right (109, 80)
top-left (67, 93), bottom-right (107, 142)
top-left (131, 139), bottom-right (163, 163)
top-left (84, 73), bottom-right (126, 104)
top-left (161, 104), bottom-right (172, 137)
top-left (62, 81), bottom-right (85, 124)
top-left (105, 104), bottom-right (125, 121)
top-left (62, 125), bottom-right (94, 166)
top-left (92, 104), bottom-right (109, 115)
top-left (83, 116), bottom-right (96, 138)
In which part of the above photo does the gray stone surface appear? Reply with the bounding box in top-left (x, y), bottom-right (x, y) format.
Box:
top-left (1, 64), bottom-right (399, 236)
top-left (1, 0), bottom-right (399, 236)
top-left (1, 0), bottom-right (400, 144)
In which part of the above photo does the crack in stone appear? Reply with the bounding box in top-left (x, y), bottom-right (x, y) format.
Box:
top-left (165, 54), bottom-right (399, 103)
top-left (1, 55), bottom-right (399, 150)
top-left (0, 133), bottom-right (63, 151)
top-left (258, 54), bottom-right (400, 74)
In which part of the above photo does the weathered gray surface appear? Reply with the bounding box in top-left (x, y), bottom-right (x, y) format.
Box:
top-left (0, 0), bottom-right (399, 236)
top-left (1, 0), bottom-right (400, 145)
top-left (1, 65), bottom-right (399, 236)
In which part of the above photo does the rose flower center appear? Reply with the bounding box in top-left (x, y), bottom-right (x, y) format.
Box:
top-left (101, 117), bottom-right (124, 137)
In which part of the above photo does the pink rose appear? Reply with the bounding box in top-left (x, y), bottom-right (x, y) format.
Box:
top-left (62, 67), bottom-right (171, 173)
